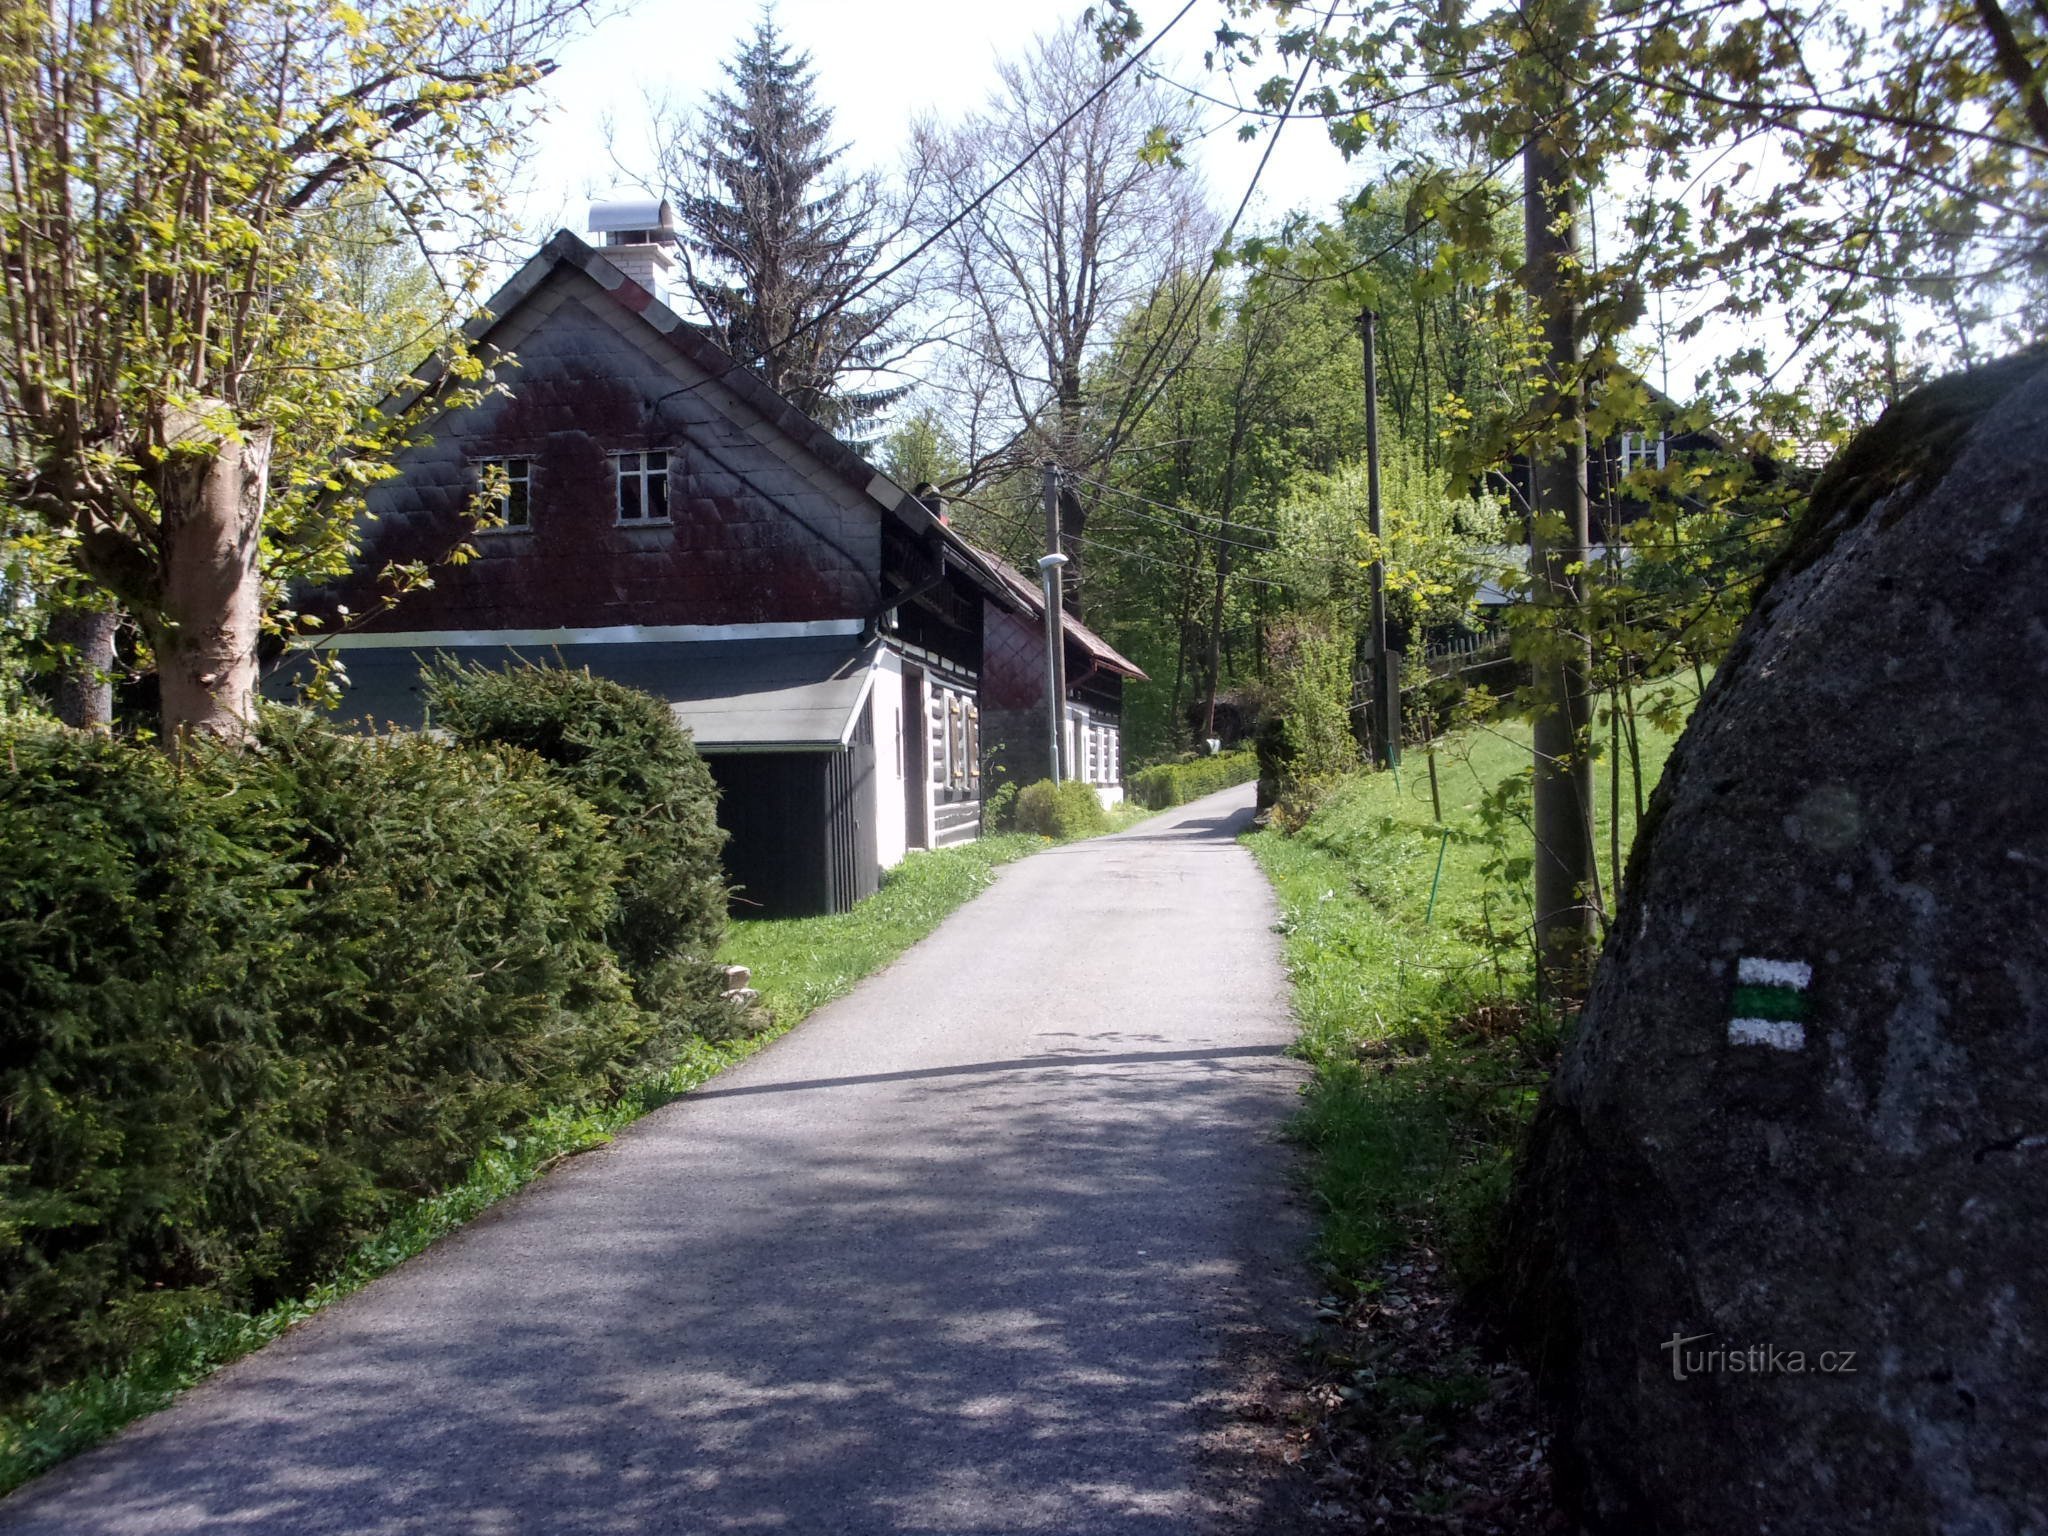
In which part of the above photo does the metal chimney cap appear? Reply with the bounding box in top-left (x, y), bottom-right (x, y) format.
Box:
top-left (1037, 553), bottom-right (1069, 570)
top-left (588, 198), bottom-right (676, 237)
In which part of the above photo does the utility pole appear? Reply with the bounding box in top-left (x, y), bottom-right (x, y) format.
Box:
top-left (1040, 464), bottom-right (1070, 783)
top-left (1360, 310), bottom-right (1398, 770)
top-left (1523, 59), bottom-right (1597, 995)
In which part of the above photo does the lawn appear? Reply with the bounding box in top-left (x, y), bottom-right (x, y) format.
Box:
top-left (1247, 683), bottom-right (1696, 1287)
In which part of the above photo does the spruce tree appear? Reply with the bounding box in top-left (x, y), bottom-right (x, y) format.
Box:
top-left (667, 15), bottom-right (905, 439)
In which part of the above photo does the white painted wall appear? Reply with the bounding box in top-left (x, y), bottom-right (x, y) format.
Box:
top-left (872, 648), bottom-right (911, 869)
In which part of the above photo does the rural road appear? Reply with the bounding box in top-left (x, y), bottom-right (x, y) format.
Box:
top-left (0, 784), bottom-right (1312, 1535)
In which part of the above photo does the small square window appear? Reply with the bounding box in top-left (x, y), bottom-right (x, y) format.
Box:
top-left (1619, 432), bottom-right (1668, 475)
top-left (475, 456), bottom-right (532, 530)
top-left (614, 450), bottom-right (671, 523)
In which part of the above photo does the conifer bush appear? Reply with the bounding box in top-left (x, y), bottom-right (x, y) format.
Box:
top-left (423, 661), bottom-right (729, 1032)
top-left (0, 712), bottom-right (645, 1400)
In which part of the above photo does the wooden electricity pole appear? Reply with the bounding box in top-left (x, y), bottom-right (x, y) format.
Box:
top-left (1523, 105), bottom-right (1597, 993)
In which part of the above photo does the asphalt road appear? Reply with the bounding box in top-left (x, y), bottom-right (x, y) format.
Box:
top-left (1, 784), bottom-right (1310, 1535)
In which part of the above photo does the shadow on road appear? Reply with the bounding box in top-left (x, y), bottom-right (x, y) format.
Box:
top-left (3, 1034), bottom-right (1303, 1535)
top-left (690, 1042), bottom-right (1288, 1101)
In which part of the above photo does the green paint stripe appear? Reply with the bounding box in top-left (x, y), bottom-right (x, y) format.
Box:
top-left (1732, 984), bottom-right (1810, 1022)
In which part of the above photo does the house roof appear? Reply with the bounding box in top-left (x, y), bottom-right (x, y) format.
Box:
top-left (269, 635), bottom-right (883, 752)
top-left (971, 549), bottom-right (1148, 681)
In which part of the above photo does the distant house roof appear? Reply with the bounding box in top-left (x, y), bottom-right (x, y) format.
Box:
top-left (270, 634), bottom-right (883, 752)
top-left (972, 549), bottom-right (1148, 681)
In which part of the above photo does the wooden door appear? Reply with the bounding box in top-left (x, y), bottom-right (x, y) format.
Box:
top-left (901, 666), bottom-right (928, 850)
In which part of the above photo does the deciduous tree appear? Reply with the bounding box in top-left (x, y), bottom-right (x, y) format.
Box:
top-left (912, 16), bottom-right (1214, 595)
top-left (0, 0), bottom-right (592, 740)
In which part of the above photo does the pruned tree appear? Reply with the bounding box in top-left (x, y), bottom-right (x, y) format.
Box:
top-left (631, 14), bottom-right (914, 440)
top-left (0, 0), bottom-right (593, 740)
top-left (912, 15), bottom-right (1214, 598)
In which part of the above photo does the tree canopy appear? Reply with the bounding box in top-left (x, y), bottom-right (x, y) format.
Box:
top-left (0, 0), bottom-right (593, 736)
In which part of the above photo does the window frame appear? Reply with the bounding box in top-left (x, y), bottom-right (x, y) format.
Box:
top-left (1618, 431), bottom-right (1668, 475)
top-left (612, 449), bottom-right (673, 525)
top-left (472, 454), bottom-right (534, 533)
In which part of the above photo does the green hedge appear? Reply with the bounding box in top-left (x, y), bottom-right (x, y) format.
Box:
top-left (0, 681), bottom-right (728, 1404)
top-left (424, 660), bottom-right (728, 1031)
top-left (1012, 778), bottom-right (1111, 839)
top-left (1128, 750), bottom-right (1260, 810)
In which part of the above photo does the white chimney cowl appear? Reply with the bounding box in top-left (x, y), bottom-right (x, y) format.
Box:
top-left (588, 198), bottom-right (679, 304)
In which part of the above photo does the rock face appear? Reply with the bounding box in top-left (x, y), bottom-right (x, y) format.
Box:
top-left (1507, 351), bottom-right (2048, 1535)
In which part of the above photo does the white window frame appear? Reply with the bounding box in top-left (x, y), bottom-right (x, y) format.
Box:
top-left (612, 449), bottom-right (672, 524)
top-left (1619, 431), bottom-right (1668, 475)
top-left (474, 455), bottom-right (533, 532)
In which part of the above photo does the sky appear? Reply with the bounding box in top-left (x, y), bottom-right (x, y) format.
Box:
top-left (512, 0), bottom-right (1361, 247)
top-left (502, 0), bottom-right (1885, 417)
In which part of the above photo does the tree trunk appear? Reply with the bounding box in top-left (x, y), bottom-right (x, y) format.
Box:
top-left (46, 596), bottom-right (120, 728)
top-left (149, 404), bottom-right (272, 742)
top-left (1524, 127), bottom-right (1597, 996)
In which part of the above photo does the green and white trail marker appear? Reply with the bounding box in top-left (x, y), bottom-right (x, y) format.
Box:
top-left (1729, 957), bottom-right (1812, 1050)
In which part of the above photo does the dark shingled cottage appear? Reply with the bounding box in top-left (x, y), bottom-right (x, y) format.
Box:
top-left (270, 201), bottom-right (1142, 915)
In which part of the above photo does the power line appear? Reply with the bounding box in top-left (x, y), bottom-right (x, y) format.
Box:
top-left (650, 0), bottom-right (1204, 416)
top-left (1071, 530), bottom-right (1289, 589)
top-left (1064, 471), bottom-right (1252, 532)
top-left (1095, 499), bottom-right (1276, 555)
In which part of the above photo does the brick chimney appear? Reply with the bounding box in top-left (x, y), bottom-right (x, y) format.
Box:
top-left (588, 198), bottom-right (679, 305)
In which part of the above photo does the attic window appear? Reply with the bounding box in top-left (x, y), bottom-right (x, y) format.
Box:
top-left (614, 450), bottom-right (671, 524)
top-left (475, 456), bottom-right (531, 530)
top-left (1619, 431), bottom-right (1667, 474)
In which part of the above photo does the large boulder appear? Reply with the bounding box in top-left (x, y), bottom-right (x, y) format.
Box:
top-left (1506, 350), bottom-right (2048, 1534)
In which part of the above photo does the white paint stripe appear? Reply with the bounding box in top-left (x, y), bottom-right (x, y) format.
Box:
top-left (1737, 957), bottom-right (1812, 990)
top-left (295, 619), bottom-right (865, 651)
top-left (1729, 1017), bottom-right (1806, 1050)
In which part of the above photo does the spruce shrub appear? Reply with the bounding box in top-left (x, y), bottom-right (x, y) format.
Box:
top-left (245, 713), bottom-right (646, 1273)
top-left (0, 713), bottom-right (643, 1400)
top-left (1012, 778), bottom-right (1111, 840)
top-left (0, 723), bottom-right (288, 1396)
top-left (423, 661), bottom-right (729, 1033)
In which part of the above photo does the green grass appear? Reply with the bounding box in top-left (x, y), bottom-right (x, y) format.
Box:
top-left (0, 830), bottom-right (1053, 1499)
top-left (720, 834), bottom-right (1044, 1021)
top-left (1248, 685), bottom-right (1695, 1290)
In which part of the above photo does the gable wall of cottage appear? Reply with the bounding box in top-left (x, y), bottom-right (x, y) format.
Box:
top-left (318, 266), bottom-right (884, 634)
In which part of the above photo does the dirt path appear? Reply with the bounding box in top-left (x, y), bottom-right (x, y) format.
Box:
top-left (0, 786), bottom-right (1312, 1535)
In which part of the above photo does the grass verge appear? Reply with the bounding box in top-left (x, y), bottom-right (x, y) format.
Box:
top-left (1244, 695), bottom-right (1693, 1527)
top-left (0, 831), bottom-right (1046, 1498)
top-left (1247, 694), bottom-right (1690, 1288)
